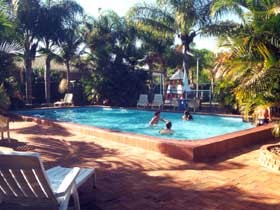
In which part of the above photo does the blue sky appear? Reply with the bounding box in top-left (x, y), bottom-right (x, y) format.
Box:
top-left (76, 0), bottom-right (218, 52)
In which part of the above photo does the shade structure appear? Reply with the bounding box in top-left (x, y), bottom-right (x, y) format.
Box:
top-left (170, 70), bottom-right (184, 80)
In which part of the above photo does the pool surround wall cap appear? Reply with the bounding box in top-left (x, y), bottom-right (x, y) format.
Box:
top-left (17, 105), bottom-right (244, 118)
top-left (17, 111), bottom-right (275, 162)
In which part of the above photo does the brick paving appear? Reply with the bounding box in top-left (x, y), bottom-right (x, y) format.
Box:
top-left (1, 120), bottom-right (280, 210)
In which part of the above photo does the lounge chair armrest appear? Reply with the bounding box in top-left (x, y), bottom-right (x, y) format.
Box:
top-left (54, 167), bottom-right (80, 197)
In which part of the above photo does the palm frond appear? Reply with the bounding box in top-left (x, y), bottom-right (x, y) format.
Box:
top-left (0, 40), bottom-right (22, 54)
top-left (128, 4), bottom-right (175, 34)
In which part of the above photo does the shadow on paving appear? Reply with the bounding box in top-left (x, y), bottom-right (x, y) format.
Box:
top-left (16, 137), bottom-right (277, 210)
top-left (89, 161), bottom-right (278, 210)
top-left (2, 122), bottom-right (278, 210)
top-left (26, 136), bottom-right (119, 169)
top-left (0, 139), bottom-right (36, 151)
top-left (11, 123), bottom-right (72, 137)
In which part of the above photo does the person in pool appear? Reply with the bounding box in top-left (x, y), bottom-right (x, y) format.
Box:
top-left (256, 106), bottom-right (271, 126)
top-left (149, 111), bottom-right (164, 126)
top-left (159, 120), bottom-right (173, 135)
top-left (182, 110), bottom-right (193, 121)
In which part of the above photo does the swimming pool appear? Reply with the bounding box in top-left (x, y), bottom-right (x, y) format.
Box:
top-left (16, 106), bottom-right (275, 161)
top-left (17, 107), bottom-right (253, 140)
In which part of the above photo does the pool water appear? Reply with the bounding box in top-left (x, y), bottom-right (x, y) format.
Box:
top-left (17, 107), bottom-right (254, 140)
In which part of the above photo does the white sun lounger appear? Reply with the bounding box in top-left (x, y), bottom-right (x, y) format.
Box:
top-left (54, 93), bottom-right (73, 107)
top-left (0, 151), bottom-right (95, 210)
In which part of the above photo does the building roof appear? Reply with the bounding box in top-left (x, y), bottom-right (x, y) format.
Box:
top-left (16, 56), bottom-right (78, 72)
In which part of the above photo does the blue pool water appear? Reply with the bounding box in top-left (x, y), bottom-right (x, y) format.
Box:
top-left (16, 107), bottom-right (254, 140)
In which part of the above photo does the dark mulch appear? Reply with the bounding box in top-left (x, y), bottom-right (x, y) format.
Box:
top-left (269, 145), bottom-right (280, 156)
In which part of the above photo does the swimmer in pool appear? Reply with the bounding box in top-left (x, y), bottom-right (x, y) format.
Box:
top-left (149, 111), bottom-right (164, 126)
top-left (159, 120), bottom-right (173, 135)
top-left (182, 110), bottom-right (193, 121)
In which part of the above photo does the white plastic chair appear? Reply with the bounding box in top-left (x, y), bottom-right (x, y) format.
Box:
top-left (54, 93), bottom-right (73, 107)
top-left (0, 151), bottom-right (95, 210)
top-left (188, 98), bottom-right (201, 112)
top-left (137, 94), bottom-right (149, 108)
top-left (151, 94), bottom-right (163, 109)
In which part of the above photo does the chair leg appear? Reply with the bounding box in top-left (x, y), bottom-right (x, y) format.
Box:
top-left (1, 131), bottom-right (3, 140)
top-left (72, 185), bottom-right (81, 210)
top-left (93, 172), bottom-right (96, 188)
top-left (7, 130), bottom-right (10, 143)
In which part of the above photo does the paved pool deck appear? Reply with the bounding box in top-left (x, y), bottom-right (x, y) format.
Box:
top-left (1, 120), bottom-right (280, 210)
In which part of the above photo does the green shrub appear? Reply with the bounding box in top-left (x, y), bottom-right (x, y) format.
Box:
top-left (272, 123), bottom-right (280, 138)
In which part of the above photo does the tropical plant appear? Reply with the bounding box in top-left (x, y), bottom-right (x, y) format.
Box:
top-left (82, 11), bottom-right (148, 106)
top-left (188, 48), bottom-right (215, 84)
top-left (210, 0), bottom-right (280, 113)
top-left (38, 0), bottom-right (83, 103)
top-left (16, 0), bottom-right (41, 104)
top-left (56, 27), bottom-right (83, 92)
top-left (272, 123), bottom-right (280, 138)
top-left (0, 13), bottom-right (14, 41)
top-left (128, 0), bottom-right (214, 79)
top-left (127, 11), bottom-right (174, 95)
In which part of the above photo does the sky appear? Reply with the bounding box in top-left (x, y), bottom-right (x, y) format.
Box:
top-left (76, 0), bottom-right (218, 52)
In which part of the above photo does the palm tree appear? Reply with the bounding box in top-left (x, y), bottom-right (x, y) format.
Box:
top-left (128, 0), bottom-right (213, 78)
top-left (56, 27), bottom-right (83, 92)
top-left (38, 0), bottom-right (83, 103)
top-left (16, 0), bottom-right (41, 104)
top-left (82, 11), bottom-right (149, 106)
top-left (210, 0), bottom-right (280, 113)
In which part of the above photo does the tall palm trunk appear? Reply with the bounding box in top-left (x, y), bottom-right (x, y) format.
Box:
top-left (66, 60), bottom-right (70, 92)
top-left (44, 40), bottom-right (51, 103)
top-left (181, 32), bottom-right (196, 81)
top-left (44, 55), bottom-right (51, 103)
top-left (24, 50), bottom-right (32, 104)
top-left (182, 50), bottom-right (189, 76)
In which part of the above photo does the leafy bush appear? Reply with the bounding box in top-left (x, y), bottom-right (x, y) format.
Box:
top-left (272, 123), bottom-right (280, 138)
top-left (83, 62), bottom-right (148, 107)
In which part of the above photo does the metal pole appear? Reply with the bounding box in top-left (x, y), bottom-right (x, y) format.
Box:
top-left (196, 58), bottom-right (199, 98)
top-left (162, 74), bottom-right (165, 96)
top-left (160, 73), bottom-right (162, 95)
top-left (210, 78), bottom-right (213, 105)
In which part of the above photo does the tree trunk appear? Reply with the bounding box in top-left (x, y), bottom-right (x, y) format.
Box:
top-left (181, 32), bottom-right (196, 82)
top-left (148, 62), bottom-right (154, 98)
top-left (24, 56), bottom-right (32, 105)
top-left (44, 55), bottom-right (51, 103)
top-left (66, 61), bottom-right (70, 92)
top-left (182, 49), bottom-right (189, 76)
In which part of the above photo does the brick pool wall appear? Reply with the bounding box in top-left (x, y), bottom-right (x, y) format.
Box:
top-left (19, 115), bottom-right (275, 162)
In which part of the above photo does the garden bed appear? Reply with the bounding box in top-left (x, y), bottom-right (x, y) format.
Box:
top-left (259, 144), bottom-right (280, 172)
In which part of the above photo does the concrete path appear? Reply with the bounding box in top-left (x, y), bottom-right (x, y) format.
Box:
top-left (1, 121), bottom-right (280, 210)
